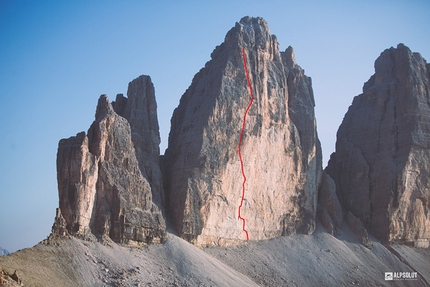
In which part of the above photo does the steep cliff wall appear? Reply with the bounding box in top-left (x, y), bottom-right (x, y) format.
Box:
top-left (164, 17), bottom-right (322, 246)
top-left (326, 44), bottom-right (430, 247)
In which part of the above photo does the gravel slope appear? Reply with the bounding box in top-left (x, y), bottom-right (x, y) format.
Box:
top-left (1, 224), bottom-right (429, 286)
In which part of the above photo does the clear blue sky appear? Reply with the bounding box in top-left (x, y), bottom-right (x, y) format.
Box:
top-left (1, 0), bottom-right (429, 252)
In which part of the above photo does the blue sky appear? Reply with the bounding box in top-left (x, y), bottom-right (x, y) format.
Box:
top-left (1, 0), bottom-right (429, 252)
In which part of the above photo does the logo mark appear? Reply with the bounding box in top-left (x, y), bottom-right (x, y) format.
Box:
top-left (385, 272), bottom-right (393, 281)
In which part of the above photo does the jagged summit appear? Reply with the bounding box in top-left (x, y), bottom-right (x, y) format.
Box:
top-left (210, 16), bottom-right (284, 67)
top-left (95, 94), bottom-right (114, 120)
top-left (225, 16), bottom-right (279, 51)
top-left (363, 43), bottom-right (429, 93)
top-left (327, 43), bottom-right (430, 247)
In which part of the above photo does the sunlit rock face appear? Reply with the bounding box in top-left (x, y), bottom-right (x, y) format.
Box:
top-left (53, 76), bottom-right (166, 245)
top-left (326, 44), bottom-right (430, 247)
top-left (164, 16), bottom-right (322, 246)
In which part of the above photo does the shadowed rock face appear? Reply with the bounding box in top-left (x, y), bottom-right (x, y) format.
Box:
top-left (318, 172), bottom-right (342, 236)
top-left (164, 16), bottom-right (322, 246)
top-left (326, 44), bottom-right (430, 246)
top-left (53, 76), bottom-right (166, 245)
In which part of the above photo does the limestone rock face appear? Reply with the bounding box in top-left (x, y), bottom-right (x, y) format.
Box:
top-left (112, 75), bottom-right (164, 207)
top-left (326, 44), bottom-right (430, 245)
top-left (164, 16), bottom-right (322, 245)
top-left (55, 131), bottom-right (97, 239)
top-left (53, 90), bottom-right (166, 244)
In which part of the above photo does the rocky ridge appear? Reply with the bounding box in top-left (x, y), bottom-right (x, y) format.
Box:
top-left (163, 16), bottom-right (322, 246)
top-left (326, 43), bottom-right (430, 247)
top-left (49, 17), bottom-right (430, 252)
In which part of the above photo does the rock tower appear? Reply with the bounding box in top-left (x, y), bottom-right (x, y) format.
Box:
top-left (326, 44), bottom-right (430, 247)
top-left (52, 76), bottom-right (166, 244)
top-left (164, 16), bottom-right (323, 245)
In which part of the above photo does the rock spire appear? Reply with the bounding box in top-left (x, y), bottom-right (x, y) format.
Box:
top-left (52, 76), bottom-right (166, 245)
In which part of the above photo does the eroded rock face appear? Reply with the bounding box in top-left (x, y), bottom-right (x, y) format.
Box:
top-left (164, 16), bottom-right (322, 245)
top-left (53, 87), bottom-right (166, 244)
top-left (326, 44), bottom-right (430, 245)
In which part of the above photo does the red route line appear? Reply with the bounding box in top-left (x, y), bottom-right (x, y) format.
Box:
top-left (238, 47), bottom-right (254, 240)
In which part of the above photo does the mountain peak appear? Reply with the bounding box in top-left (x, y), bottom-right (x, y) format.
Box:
top-left (327, 43), bottom-right (430, 246)
top-left (164, 16), bottom-right (322, 246)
